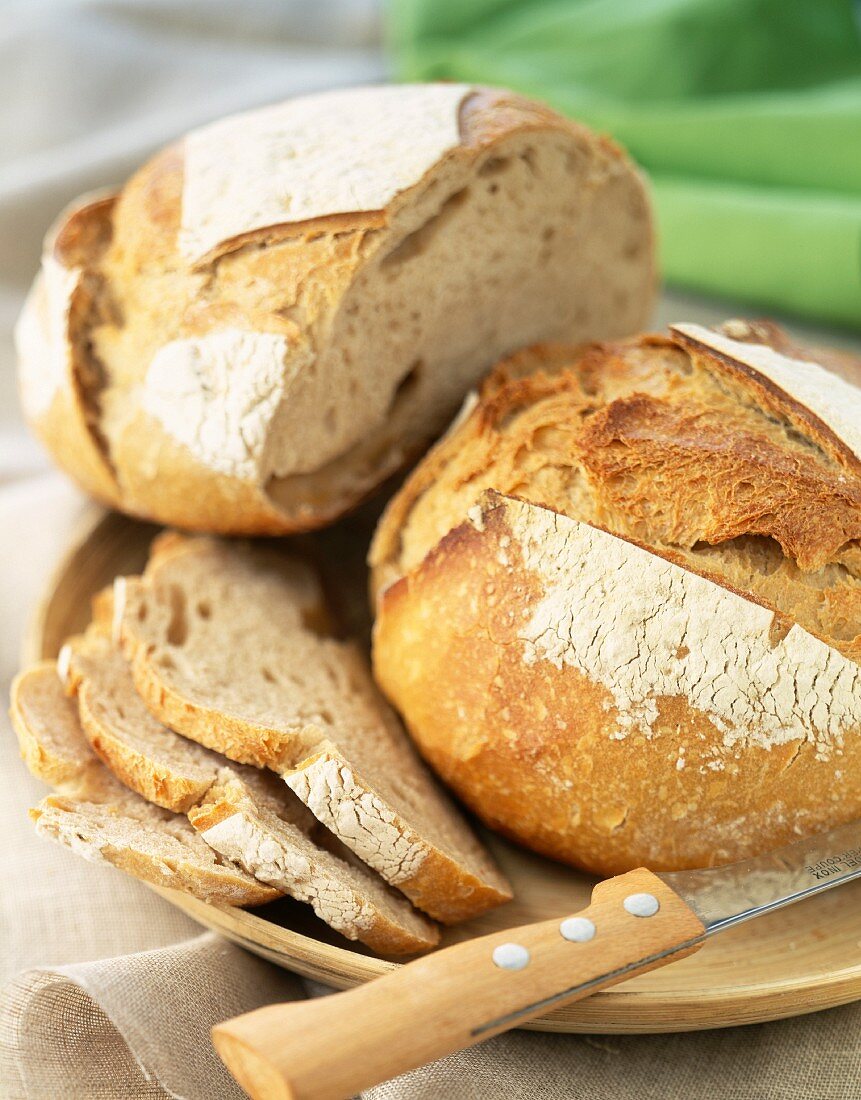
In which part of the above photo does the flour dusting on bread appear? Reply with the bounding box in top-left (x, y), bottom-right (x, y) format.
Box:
top-left (142, 329), bottom-right (295, 480)
top-left (507, 495), bottom-right (861, 755)
top-left (673, 322), bottom-right (861, 465)
top-left (287, 754), bottom-right (428, 887)
top-left (180, 83), bottom-right (473, 263)
top-left (15, 258), bottom-right (80, 420)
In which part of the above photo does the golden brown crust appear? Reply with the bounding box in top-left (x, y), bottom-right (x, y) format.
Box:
top-left (375, 494), bottom-right (861, 875)
top-left (371, 326), bottom-right (861, 874)
top-left (19, 85), bottom-right (654, 535)
top-left (673, 321), bottom-right (861, 475)
top-left (16, 193), bottom-right (121, 506)
top-left (371, 330), bottom-right (861, 648)
top-left (102, 839), bottom-right (278, 906)
top-left (9, 662), bottom-right (103, 792)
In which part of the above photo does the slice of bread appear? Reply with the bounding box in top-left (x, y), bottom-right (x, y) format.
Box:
top-left (57, 624), bottom-right (438, 953)
top-left (190, 768), bottom-right (439, 954)
top-left (61, 625), bottom-right (222, 813)
top-left (14, 662), bottom-right (277, 906)
top-left (31, 794), bottom-right (278, 906)
top-left (118, 533), bottom-right (512, 922)
top-left (11, 660), bottom-right (114, 798)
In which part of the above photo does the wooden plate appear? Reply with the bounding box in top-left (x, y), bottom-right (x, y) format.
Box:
top-left (25, 508), bottom-right (861, 1033)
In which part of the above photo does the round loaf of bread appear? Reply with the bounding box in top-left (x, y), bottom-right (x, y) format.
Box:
top-left (370, 321), bottom-right (861, 875)
top-left (15, 84), bottom-right (654, 534)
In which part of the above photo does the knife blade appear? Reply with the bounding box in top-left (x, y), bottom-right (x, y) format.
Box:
top-left (213, 819), bottom-right (861, 1100)
top-left (474, 818), bottom-right (861, 1036)
top-left (662, 816), bottom-right (861, 933)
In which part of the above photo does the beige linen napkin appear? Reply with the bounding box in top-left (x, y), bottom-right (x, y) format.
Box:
top-left (0, 936), bottom-right (305, 1099)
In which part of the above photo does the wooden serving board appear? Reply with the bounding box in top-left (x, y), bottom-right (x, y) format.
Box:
top-left (25, 507), bottom-right (861, 1033)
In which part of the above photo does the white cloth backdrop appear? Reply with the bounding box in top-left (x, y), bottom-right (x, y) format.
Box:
top-left (2, 3), bottom-right (861, 1098)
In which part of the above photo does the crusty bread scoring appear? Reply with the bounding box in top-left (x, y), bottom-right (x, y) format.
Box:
top-left (17, 84), bottom-right (654, 533)
top-left (118, 533), bottom-right (512, 921)
top-left (371, 322), bottom-right (861, 874)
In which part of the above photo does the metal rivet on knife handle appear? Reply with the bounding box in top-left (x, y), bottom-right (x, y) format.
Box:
top-left (559, 917), bottom-right (596, 942)
top-left (623, 893), bottom-right (660, 917)
top-left (492, 943), bottom-right (531, 971)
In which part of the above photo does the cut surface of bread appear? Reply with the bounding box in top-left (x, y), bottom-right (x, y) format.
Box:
top-left (62, 624), bottom-right (222, 812)
top-left (118, 532), bottom-right (512, 921)
top-left (371, 322), bottom-right (861, 874)
top-left (55, 622), bottom-right (438, 953)
top-left (14, 662), bottom-right (277, 906)
top-left (31, 794), bottom-right (278, 906)
top-left (17, 84), bottom-right (654, 534)
top-left (11, 661), bottom-right (112, 797)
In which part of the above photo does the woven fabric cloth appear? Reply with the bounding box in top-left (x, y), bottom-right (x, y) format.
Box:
top-left (4, 970), bottom-right (861, 1100)
top-left (0, 936), bottom-right (305, 1099)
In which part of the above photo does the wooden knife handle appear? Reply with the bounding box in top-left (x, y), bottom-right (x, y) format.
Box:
top-left (213, 868), bottom-right (705, 1100)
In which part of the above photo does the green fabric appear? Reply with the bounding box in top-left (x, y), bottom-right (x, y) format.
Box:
top-left (388, 0), bottom-right (861, 328)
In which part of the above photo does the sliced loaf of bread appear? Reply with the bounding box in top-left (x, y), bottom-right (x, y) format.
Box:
top-left (59, 622), bottom-right (439, 953)
top-left (118, 533), bottom-right (512, 922)
top-left (12, 662), bottom-right (277, 906)
top-left (189, 768), bottom-right (439, 954)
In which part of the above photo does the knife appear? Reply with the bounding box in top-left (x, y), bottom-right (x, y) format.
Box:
top-left (213, 819), bottom-right (861, 1100)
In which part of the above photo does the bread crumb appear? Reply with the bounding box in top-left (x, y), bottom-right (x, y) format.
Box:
top-left (467, 505), bottom-right (485, 532)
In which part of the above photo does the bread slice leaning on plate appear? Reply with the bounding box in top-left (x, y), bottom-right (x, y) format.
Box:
top-left (10, 663), bottom-right (278, 907)
top-left (15, 84), bottom-right (654, 534)
top-left (116, 533), bottom-right (512, 923)
top-left (370, 321), bottom-right (861, 876)
top-left (14, 638), bottom-right (439, 953)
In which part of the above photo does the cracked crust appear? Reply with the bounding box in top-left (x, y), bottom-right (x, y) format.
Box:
top-left (118, 532), bottom-right (512, 921)
top-left (371, 324), bottom-right (861, 874)
top-left (52, 611), bottom-right (439, 954)
top-left (17, 84), bottom-right (654, 534)
top-left (190, 768), bottom-right (439, 955)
